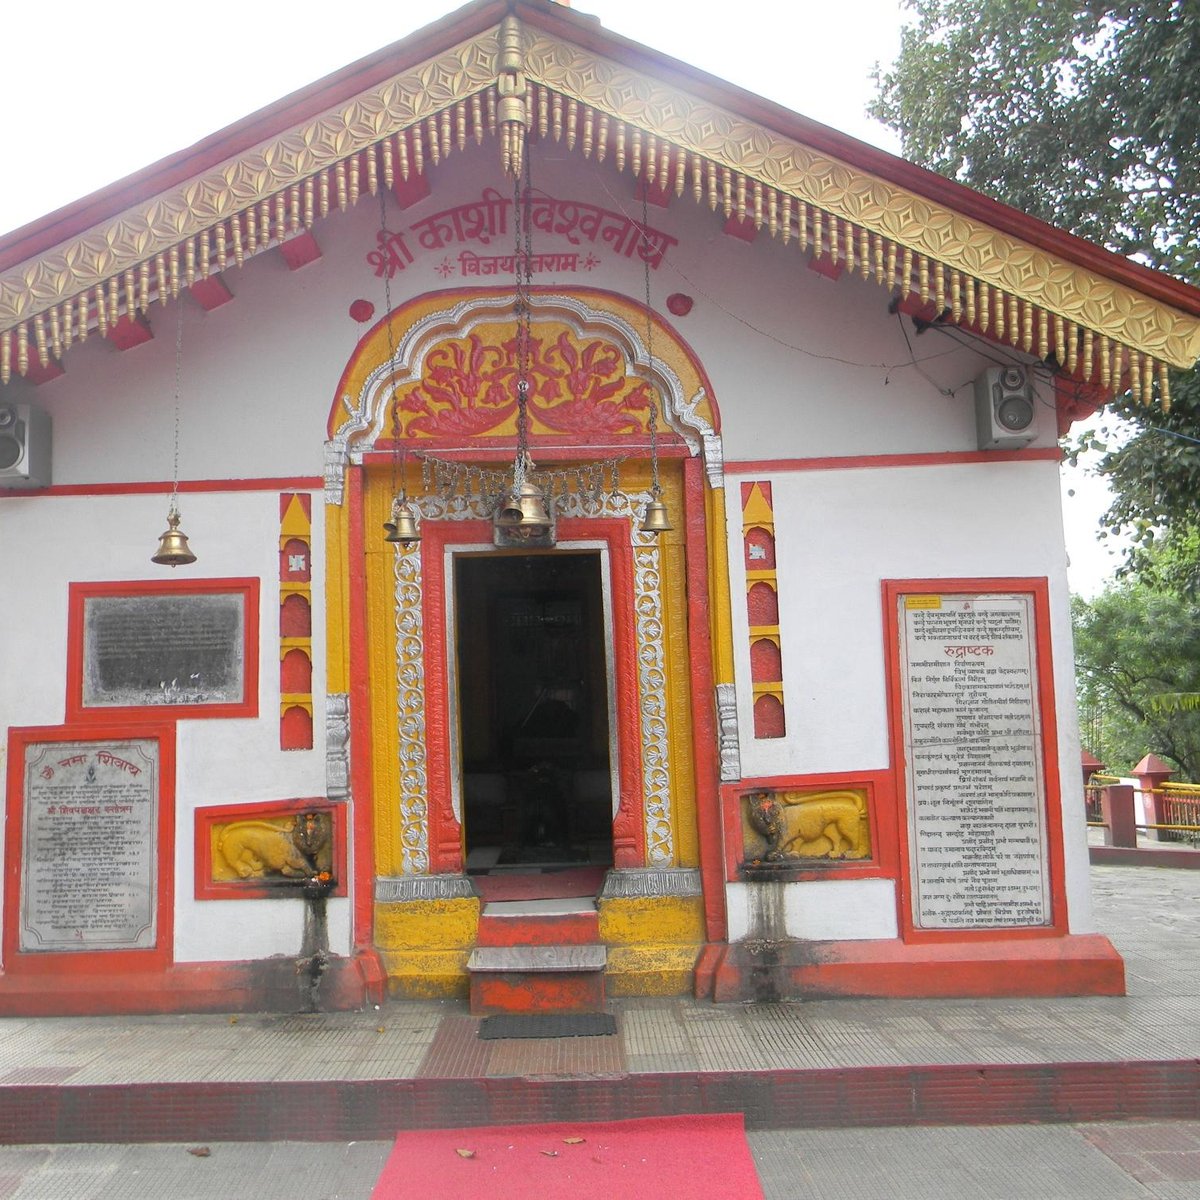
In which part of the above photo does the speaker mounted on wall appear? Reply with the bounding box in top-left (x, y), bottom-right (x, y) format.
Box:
top-left (0, 401), bottom-right (52, 488)
top-left (974, 366), bottom-right (1037, 450)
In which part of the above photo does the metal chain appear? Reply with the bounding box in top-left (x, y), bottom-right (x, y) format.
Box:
top-left (641, 189), bottom-right (661, 499)
top-left (170, 301), bottom-right (184, 517)
top-left (379, 187), bottom-right (405, 505)
top-left (512, 143), bottom-right (534, 485)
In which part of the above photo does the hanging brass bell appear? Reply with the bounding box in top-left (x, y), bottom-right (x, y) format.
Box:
top-left (639, 498), bottom-right (673, 534)
top-left (496, 479), bottom-right (551, 534)
top-left (384, 500), bottom-right (421, 544)
top-left (151, 509), bottom-right (197, 567)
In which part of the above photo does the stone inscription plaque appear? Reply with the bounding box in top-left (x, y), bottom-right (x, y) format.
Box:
top-left (20, 740), bottom-right (159, 951)
top-left (82, 591), bottom-right (244, 708)
top-left (899, 594), bottom-right (1051, 929)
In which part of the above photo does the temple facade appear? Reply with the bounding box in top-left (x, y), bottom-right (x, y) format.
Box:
top-left (3, 0), bottom-right (1198, 1014)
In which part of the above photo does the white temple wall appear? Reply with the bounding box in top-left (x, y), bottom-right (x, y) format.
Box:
top-left (0, 488), bottom-right (336, 963)
top-left (0, 144), bottom-right (1088, 963)
top-left (723, 457), bottom-right (1095, 938)
top-left (725, 878), bottom-right (899, 942)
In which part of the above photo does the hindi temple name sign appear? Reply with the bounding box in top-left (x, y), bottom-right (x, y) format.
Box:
top-left (898, 593), bottom-right (1051, 929)
top-left (20, 740), bottom-right (159, 952)
top-left (367, 188), bottom-right (678, 279)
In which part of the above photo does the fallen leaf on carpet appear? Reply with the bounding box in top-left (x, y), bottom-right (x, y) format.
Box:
top-left (564, 1137), bottom-right (585, 1144)
top-left (455, 1149), bottom-right (475, 1158)
top-left (187, 1147), bottom-right (211, 1158)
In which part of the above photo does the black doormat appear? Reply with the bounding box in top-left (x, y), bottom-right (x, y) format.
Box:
top-left (478, 1013), bottom-right (617, 1039)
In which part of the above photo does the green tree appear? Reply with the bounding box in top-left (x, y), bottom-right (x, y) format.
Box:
top-left (1072, 583), bottom-right (1200, 778)
top-left (872, 2), bottom-right (1200, 561)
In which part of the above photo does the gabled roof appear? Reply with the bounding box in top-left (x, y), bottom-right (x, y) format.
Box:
top-left (3, 0), bottom-right (1198, 404)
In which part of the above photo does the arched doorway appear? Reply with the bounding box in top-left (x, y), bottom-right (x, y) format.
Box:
top-left (325, 286), bottom-right (732, 994)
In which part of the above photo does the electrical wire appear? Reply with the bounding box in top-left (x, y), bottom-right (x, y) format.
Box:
top-left (589, 169), bottom-right (962, 379)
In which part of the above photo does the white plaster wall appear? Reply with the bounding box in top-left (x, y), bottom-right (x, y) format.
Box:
top-left (726, 879), bottom-right (899, 941)
top-left (723, 458), bottom-right (1095, 935)
top-left (0, 141), bottom-right (1090, 959)
top-left (0, 488), bottom-right (345, 964)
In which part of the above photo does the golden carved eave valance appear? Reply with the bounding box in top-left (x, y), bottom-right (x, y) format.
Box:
top-left (2, 14), bottom-right (1197, 409)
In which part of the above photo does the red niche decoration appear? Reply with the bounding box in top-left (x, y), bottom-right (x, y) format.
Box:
top-left (667, 294), bottom-right (694, 316)
top-left (349, 299), bottom-right (375, 323)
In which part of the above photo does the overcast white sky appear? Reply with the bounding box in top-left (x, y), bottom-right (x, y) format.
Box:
top-left (1, 0), bottom-right (1121, 592)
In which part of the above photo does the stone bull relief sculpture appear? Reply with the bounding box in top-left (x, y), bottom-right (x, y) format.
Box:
top-left (745, 789), bottom-right (869, 863)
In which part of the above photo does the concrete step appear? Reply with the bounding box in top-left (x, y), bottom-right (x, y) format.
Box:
top-left (467, 943), bottom-right (607, 1015)
top-left (477, 898), bottom-right (599, 946)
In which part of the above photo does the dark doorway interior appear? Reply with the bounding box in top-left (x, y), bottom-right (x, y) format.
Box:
top-left (456, 552), bottom-right (614, 878)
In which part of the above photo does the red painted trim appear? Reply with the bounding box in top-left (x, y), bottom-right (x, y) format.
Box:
top-left (808, 254), bottom-right (845, 281)
top-left (722, 770), bottom-right (899, 883)
top-left (193, 797), bottom-right (347, 901)
top-left (727, 448), bottom-right (1062, 475)
top-left (881, 577), bottom-right (1069, 943)
top-left (23, 358), bottom-right (65, 385)
top-left (682, 458), bottom-right (727, 941)
top-left (392, 173), bottom-right (432, 208)
top-left (3, 723), bottom-right (176, 976)
top-left (345, 468), bottom-right (376, 952)
top-left (418, 521), bottom-right (479, 874)
top-left (65, 578), bottom-right (259, 723)
top-left (106, 314), bottom-right (153, 350)
top-left (189, 276), bottom-right (234, 311)
top-left (329, 284), bottom-right (723, 439)
top-left (3, 477), bottom-right (322, 499)
top-left (722, 216), bottom-right (758, 243)
top-left (278, 231), bottom-right (322, 271)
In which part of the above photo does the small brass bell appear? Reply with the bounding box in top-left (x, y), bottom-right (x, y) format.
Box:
top-left (639, 497), bottom-right (673, 534)
top-left (496, 479), bottom-right (551, 534)
top-left (384, 500), bottom-right (421, 544)
top-left (151, 509), bottom-right (197, 567)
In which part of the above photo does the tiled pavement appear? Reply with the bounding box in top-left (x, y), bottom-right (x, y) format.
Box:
top-left (1, 864), bottom-right (1200, 1195)
top-left (3, 1122), bottom-right (1200, 1197)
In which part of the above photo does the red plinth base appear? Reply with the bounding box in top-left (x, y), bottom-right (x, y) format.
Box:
top-left (469, 968), bottom-right (607, 1015)
top-left (710, 933), bottom-right (1125, 1002)
top-left (0, 952), bottom-right (383, 1016)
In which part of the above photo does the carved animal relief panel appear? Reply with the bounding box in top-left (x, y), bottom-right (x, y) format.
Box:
top-left (742, 789), bottom-right (871, 865)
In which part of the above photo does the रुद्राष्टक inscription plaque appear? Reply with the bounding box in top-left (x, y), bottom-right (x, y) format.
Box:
top-left (20, 740), bottom-right (159, 952)
top-left (899, 594), bottom-right (1051, 929)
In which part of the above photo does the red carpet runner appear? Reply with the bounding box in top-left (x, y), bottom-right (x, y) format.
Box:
top-left (371, 1112), bottom-right (764, 1199)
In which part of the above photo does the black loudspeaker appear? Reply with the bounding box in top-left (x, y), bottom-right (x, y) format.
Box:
top-left (974, 366), bottom-right (1037, 449)
top-left (0, 401), bottom-right (52, 488)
